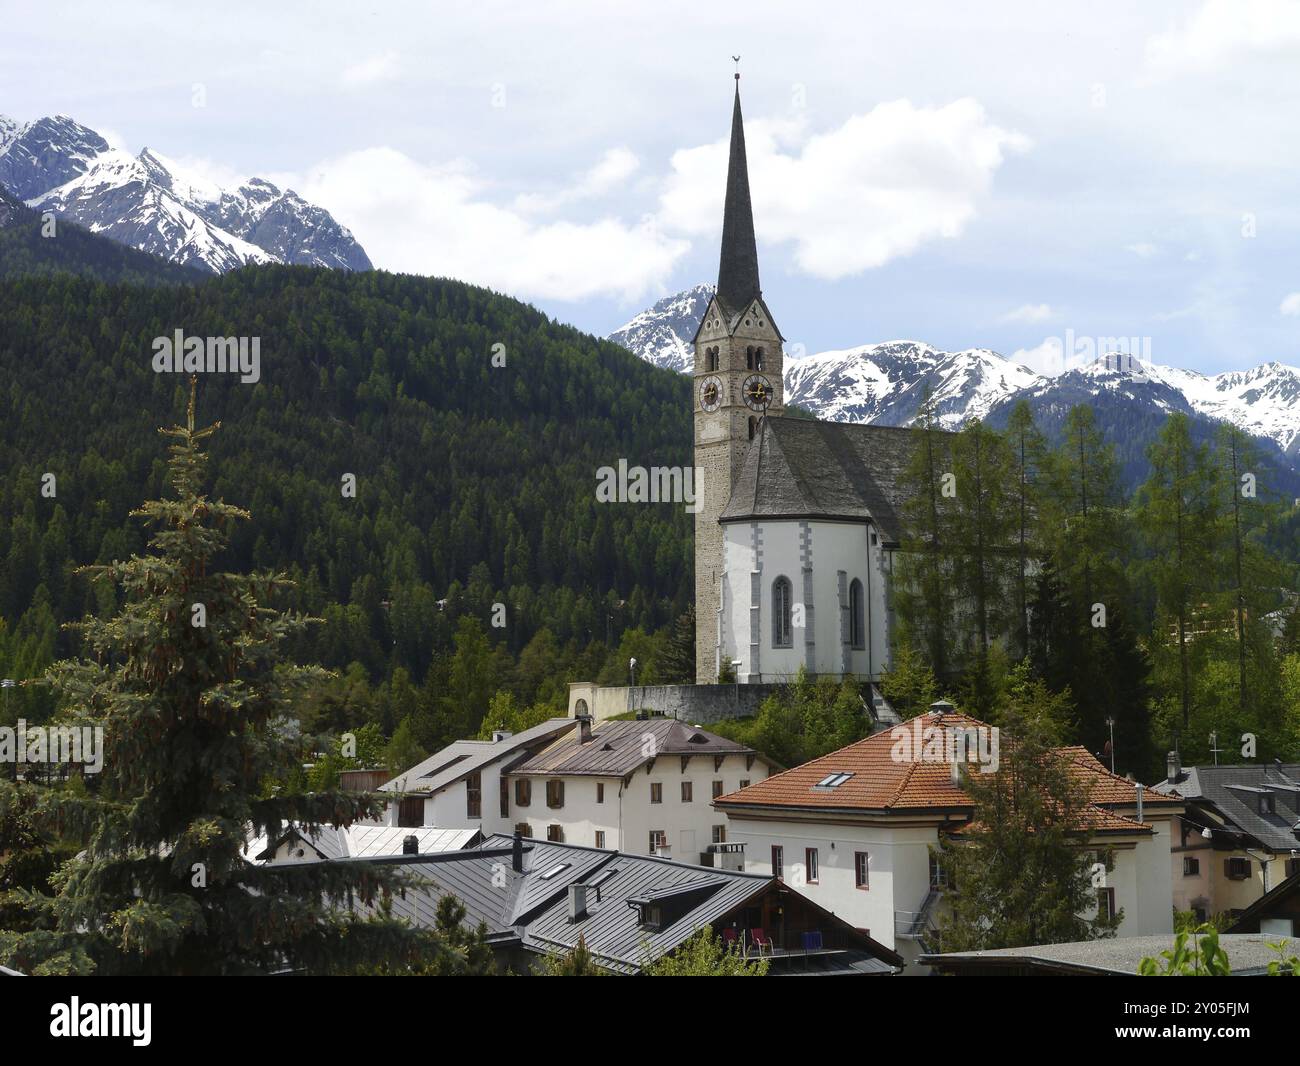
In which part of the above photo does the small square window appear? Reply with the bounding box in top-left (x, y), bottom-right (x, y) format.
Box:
top-left (712, 825), bottom-right (726, 843)
top-left (546, 824), bottom-right (564, 843)
top-left (595, 830), bottom-right (606, 849)
top-left (1183, 856), bottom-right (1200, 877)
top-left (712, 780), bottom-right (724, 798)
top-left (514, 779), bottom-right (531, 807)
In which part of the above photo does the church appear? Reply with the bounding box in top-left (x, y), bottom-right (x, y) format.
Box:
top-left (692, 75), bottom-right (922, 686)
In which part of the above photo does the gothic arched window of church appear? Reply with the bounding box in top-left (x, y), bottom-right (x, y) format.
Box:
top-left (745, 346), bottom-right (754, 370)
top-left (849, 579), bottom-right (865, 650)
top-left (754, 346), bottom-right (764, 371)
top-left (772, 577), bottom-right (793, 648)
top-left (706, 346), bottom-right (719, 372)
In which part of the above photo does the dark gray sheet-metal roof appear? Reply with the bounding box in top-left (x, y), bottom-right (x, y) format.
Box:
top-left (379, 718), bottom-right (576, 795)
top-left (510, 718), bottom-right (754, 778)
top-left (1154, 764), bottom-right (1300, 851)
top-left (720, 417), bottom-right (947, 543)
top-left (350, 835), bottom-right (899, 974)
top-left (487, 837), bottom-right (772, 974)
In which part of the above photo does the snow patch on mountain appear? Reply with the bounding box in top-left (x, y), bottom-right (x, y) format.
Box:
top-left (609, 286), bottom-right (1300, 458)
top-left (786, 340), bottom-right (1042, 428)
top-left (607, 284), bottom-right (714, 372)
top-left (0, 113), bottom-right (370, 274)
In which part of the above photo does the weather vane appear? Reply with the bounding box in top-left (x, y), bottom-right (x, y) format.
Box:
top-left (732, 55), bottom-right (741, 81)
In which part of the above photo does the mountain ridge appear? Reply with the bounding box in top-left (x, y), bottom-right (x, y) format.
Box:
top-left (608, 285), bottom-right (1300, 468)
top-left (0, 113), bottom-right (370, 274)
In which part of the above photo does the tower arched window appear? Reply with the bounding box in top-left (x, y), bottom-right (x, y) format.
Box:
top-left (746, 346), bottom-right (754, 370)
top-left (772, 577), bottom-right (793, 648)
top-left (754, 347), bottom-right (764, 371)
top-left (849, 578), bottom-right (865, 650)
top-left (707, 346), bottom-right (719, 372)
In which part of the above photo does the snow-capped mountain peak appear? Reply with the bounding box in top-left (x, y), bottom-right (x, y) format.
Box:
top-left (786, 339), bottom-right (1042, 427)
top-left (607, 286), bottom-right (1300, 464)
top-left (0, 113), bottom-right (370, 274)
top-left (607, 283), bottom-right (715, 372)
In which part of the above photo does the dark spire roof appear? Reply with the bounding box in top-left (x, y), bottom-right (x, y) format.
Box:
top-left (716, 78), bottom-right (761, 312)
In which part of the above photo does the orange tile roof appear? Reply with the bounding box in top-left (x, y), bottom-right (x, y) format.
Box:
top-left (716, 710), bottom-right (1173, 835)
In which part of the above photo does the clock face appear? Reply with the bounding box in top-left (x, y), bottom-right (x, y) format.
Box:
top-left (699, 375), bottom-right (722, 412)
top-left (742, 374), bottom-right (773, 411)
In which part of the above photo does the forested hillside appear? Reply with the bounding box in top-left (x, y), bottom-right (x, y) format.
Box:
top-left (0, 187), bottom-right (199, 285)
top-left (0, 265), bottom-right (694, 747)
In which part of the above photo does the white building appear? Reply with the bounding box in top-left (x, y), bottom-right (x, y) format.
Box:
top-left (714, 704), bottom-right (1183, 970)
top-left (378, 715), bottom-right (778, 862)
top-left (504, 716), bottom-right (775, 859)
top-left (376, 718), bottom-right (577, 831)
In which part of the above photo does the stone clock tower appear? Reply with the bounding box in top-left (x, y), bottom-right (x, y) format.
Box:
top-left (693, 74), bottom-right (783, 682)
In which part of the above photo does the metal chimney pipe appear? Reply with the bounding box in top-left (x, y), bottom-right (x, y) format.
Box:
top-left (512, 829), bottom-right (524, 873)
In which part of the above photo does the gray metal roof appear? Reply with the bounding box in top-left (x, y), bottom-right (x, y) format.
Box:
top-left (379, 718), bottom-right (576, 795)
top-left (923, 933), bottom-right (1287, 976)
top-left (721, 417), bottom-right (947, 543)
top-left (352, 834), bottom-right (899, 974)
top-left (1153, 763), bottom-right (1300, 852)
top-left (509, 718), bottom-right (755, 778)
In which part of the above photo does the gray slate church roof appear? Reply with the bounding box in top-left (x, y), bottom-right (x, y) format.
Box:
top-left (722, 417), bottom-right (943, 544)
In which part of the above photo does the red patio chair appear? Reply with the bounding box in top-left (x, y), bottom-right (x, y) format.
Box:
top-left (751, 927), bottom-right (772, 956)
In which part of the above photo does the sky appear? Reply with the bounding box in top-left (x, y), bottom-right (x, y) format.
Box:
top-left (4, 0), bottom-right (1300, 376)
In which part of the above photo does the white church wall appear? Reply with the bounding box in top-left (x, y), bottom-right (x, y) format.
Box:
top-left (721, 518), bottom-right (890, 682)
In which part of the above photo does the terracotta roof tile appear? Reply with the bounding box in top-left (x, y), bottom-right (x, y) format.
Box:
top-left (716, 712), bottom-right (1174, 835)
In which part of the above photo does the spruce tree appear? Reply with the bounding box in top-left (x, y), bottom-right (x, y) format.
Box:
top-left (0, 383), bottom-right (448, 975)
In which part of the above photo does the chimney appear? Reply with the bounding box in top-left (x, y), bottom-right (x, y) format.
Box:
top-left (1135, 784), bottom-right (1145, 824)
top-left (402, 833), bottom-right (419, 855)
top-left (929, 699), bottom-right (955, 718)
top-left (1166, 750), bottom-right (1181, 783)
top-left (568, 883), bottom-right (589, 922)
top-left (512, 829), bottom-right (524, 873)
top-left (576, 714), bottom-right (593, 744)
top-left (491, 729), bottom-right (513, 743)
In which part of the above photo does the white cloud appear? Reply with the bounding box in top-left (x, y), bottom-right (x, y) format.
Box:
top-left (1011, 336), bottom-right (1065, 377)
top-left (1000, 302), bottom-right (1053, 323)
top-left (297, 147), bottom-right (687, 302)
top-left (1145, 0), bottom-right (1300, 79)
top-left (658, 98), bottom-right (1028, 280)
top-left (341, 52), bottom-right (402, 88)
top-left (1126, 242), bottom-right (1159, 258)
top-left (513, 147), bottom-right (640, 213)
top-left (1280, 292), bottom-right (1300, 316)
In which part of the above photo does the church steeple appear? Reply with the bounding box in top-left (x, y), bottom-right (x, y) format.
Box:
top-left (716, 74), bottom-right (761, 312)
